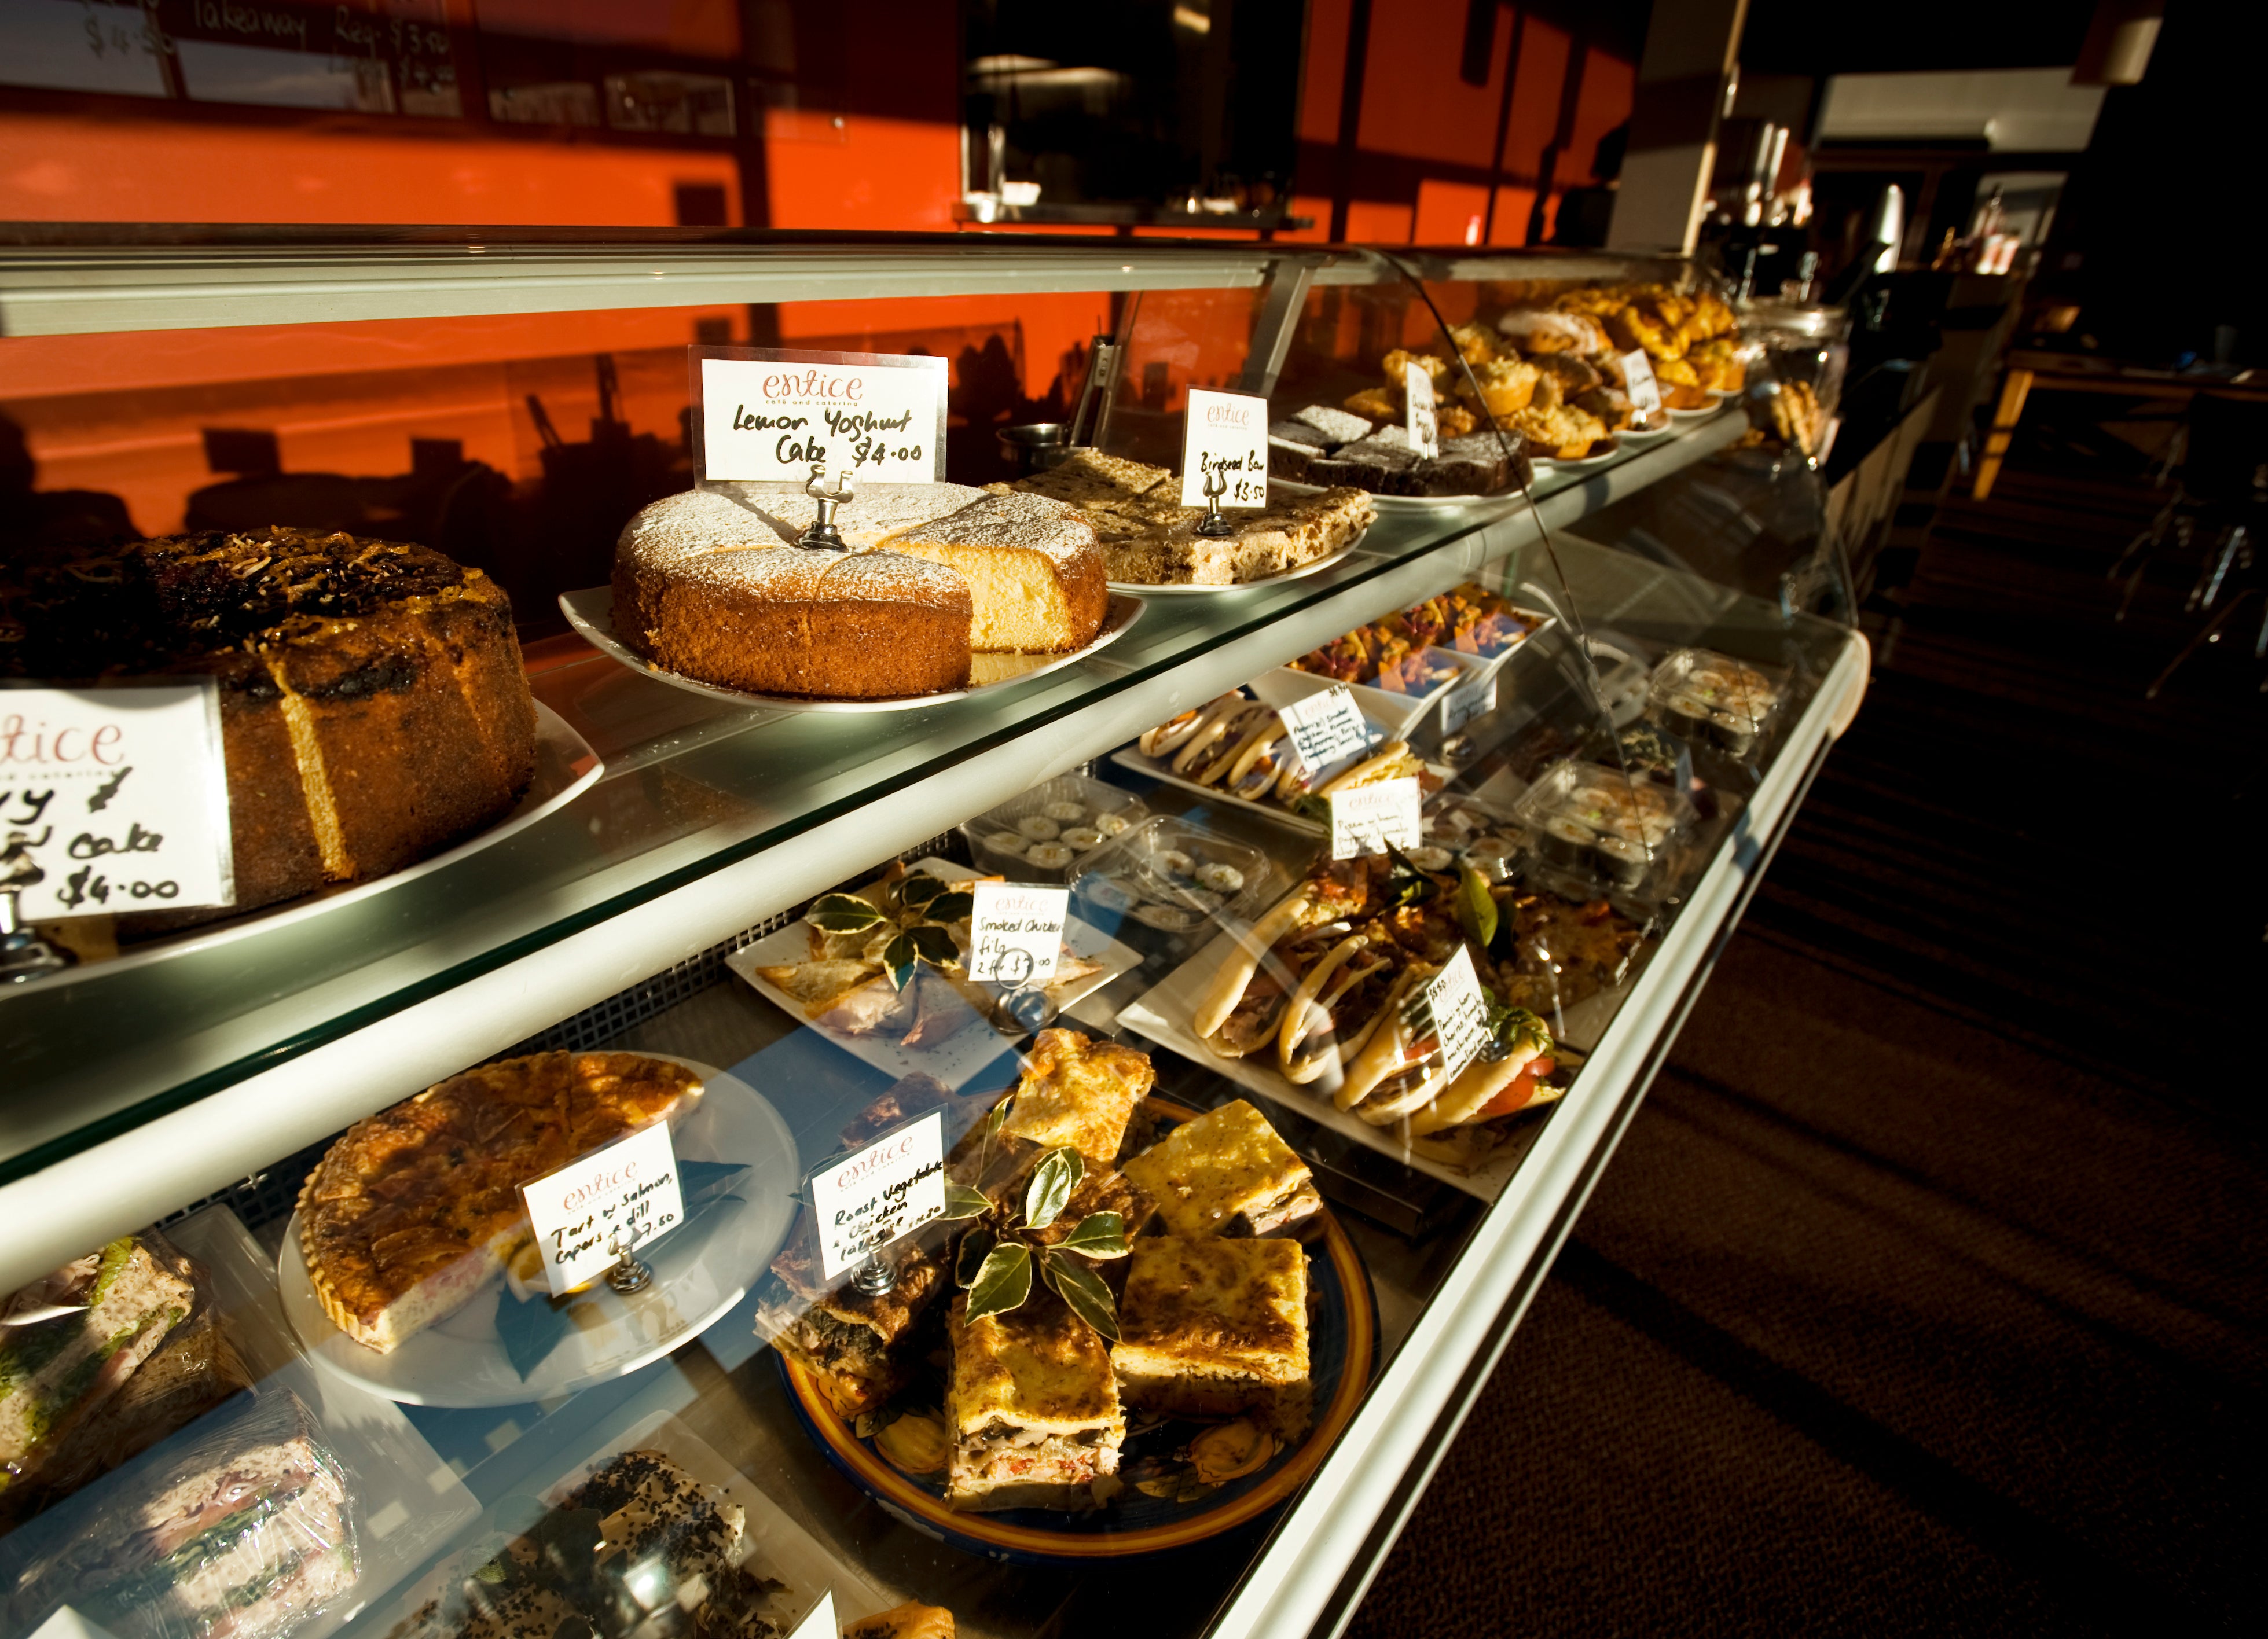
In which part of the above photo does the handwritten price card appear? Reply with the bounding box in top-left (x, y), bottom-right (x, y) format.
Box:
top-left (1279, 685), bottom-right (1371, 774)
top-left (968, 881), bottom-right (1070, 985)
top-left (1179, 388), bottom-right (1269, 508)
top-left (520, 1121), bottom-right (686, 1297)
top-left (1405, 946), bottom-right (1492, 1083)
top-left (1405, 362), bottom-right (1441, 460)
top-left (697, 348), bottom-right (947, 482)
top-left (1328, 776), bottom-right (1423, 861)
top-left (1441, 672), bottom-right (1498, 734)
top-left (1620, 350), bottom-right (1663, 420)
top-left (2, 683), bottom-right (234, 921)
top-left (810, 1109), bottom-right (946, 1280)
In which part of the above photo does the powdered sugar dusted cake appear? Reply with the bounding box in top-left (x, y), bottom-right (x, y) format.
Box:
top-left (879, 489), bottom-right (1107, 653)
top-left (614, 484), bottom-right (1111, 696)
top-left (718, 479), bottom-right (989, 550)
top-left (614, 489), bottom-right (973, 699)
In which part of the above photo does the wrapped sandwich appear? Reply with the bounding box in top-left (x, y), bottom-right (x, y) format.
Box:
top-left (0, 1229), bottom-right (249, 1528)
top-left (9, 1390), bottom-right (355, 1639)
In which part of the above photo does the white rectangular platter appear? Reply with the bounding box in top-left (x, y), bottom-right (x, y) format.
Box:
top-left (728, 858), bottom-right (1144, 1090)
top-left (1116, 925), bottom-right (1634, 1201)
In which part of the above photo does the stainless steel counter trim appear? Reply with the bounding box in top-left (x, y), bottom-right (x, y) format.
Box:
top-left (0, 247), bottom-right (1273, 335)
top-left (1307, 737), bottom-right (1833, 1639)
top-left (1205, 634), bottom-right (1868, 1639)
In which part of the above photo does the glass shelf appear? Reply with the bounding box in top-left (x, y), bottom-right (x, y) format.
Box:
top-left (0, 411), bottom-right (1745, 1230)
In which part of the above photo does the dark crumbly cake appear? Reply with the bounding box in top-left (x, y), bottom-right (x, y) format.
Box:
top-left (395, 1450), bottom-right (786, 1639)
top-left (1, 526), bottom-right (536, 929)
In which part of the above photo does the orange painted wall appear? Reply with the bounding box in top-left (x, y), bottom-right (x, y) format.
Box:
top-left (0, 112), bottom-right (743, 226)
top-left (1355, 2), bottom-right (1509, 169)
top-left (1290, 2), bottom-right (1635, 248)
top-left (762, 112), bottom-right (961, 233)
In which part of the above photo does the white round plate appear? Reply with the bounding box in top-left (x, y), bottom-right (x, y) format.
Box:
top-left (1106, 525), bottom-right (1369, 595)
top-left (7, 704), bottom-right (603, 998)
top-left (1668, 400), bottom-right (1722, 418)
top-left (560, 588), bottom-right (1144, 713)
top-left (280, 1055), bottom-right (798, 1407)
top-left (1533, 438), bottom-right (1625, 472)
top-left (1269, 476), bottom-right (1524, 516)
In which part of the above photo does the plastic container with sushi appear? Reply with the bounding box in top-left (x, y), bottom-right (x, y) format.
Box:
top-left (960, 773), bottom-right (1149, 884)
top-left (1511, 758), bottom-right (1697, 898)
top-left (1418, 793), bottom-right (1529, 878)
top-left (1647, 647), bottom-right (1786, 761)
top-left (1069, 816), bottom-right (1270, 935)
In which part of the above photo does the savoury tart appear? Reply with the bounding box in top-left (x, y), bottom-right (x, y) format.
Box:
top-left (296, 1052), bottom-right (701, 1353)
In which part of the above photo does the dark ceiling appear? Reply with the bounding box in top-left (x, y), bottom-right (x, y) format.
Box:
top-left (1736, 0), bottom-right (2099, 78)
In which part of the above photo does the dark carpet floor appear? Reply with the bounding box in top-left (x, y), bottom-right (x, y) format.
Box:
top-left (1347, 450), bottom-right (2268, 1636)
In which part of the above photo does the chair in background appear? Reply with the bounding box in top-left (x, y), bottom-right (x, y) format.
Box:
top-left (2134, 392), bottom-right (2268, 696)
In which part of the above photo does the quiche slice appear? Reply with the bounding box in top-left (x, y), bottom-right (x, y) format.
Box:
top-left (296, 1052), bottom-right (702, 1354)
top-left (997, 1028), bottom-right (1155, 1171)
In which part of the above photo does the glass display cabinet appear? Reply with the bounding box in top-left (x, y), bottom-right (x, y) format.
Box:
top-left (0, 230), bottom-right (1865, 1639)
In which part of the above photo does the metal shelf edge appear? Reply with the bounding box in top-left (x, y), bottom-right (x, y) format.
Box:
top-left (1206, 633), bottom-right (1868, 1639)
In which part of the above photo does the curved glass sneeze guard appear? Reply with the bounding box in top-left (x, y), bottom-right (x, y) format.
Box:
top-left (0, 237), bottom-right (1856, 1639)
top-left (0, 248), bottom-right (1786, 1176)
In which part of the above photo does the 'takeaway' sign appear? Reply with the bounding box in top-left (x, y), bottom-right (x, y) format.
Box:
top-left (695, 347), bottom-right (948, 483)
top-left (2, 682), bottom-right (234, 921)
top-left (810, 1109), bottom-right (946, 1280)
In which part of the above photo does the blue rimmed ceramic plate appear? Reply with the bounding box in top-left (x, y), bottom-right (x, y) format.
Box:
top-left (777, 1099), bottom-right (1378, 1561)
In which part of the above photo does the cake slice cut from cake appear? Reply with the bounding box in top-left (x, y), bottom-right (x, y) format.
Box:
top-left (1111, 1235), bottom-right (1312, 1438)
top-left (879, 490), bottom-right (1109, 653)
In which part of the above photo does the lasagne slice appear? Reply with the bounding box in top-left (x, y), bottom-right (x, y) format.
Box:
top-left (945, 1292), bottom-right (1124, 1512)
top-left (1119, 1098), bottom-right (1322, 1239)
top-left (1111, 1236), bottom-right (1312, 1439)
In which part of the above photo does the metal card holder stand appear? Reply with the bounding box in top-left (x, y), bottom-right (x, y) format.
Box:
top-left (1195, 466), bottom-right (1236, 538)
top-left (0, 830), bottom-right (74, 984)
top-left (604, 1222), bottom-right (654, 1294)
top-left (796, 464), bottom-right (856, 551)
